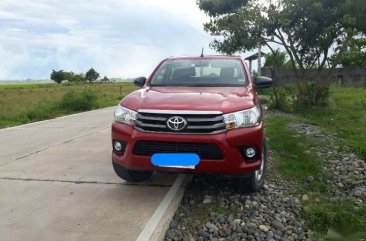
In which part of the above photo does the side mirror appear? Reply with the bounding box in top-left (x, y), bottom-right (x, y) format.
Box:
top-left (255, 76), bottom-right (273, 88)
top-left (134, 77), bottom-right (146, 87)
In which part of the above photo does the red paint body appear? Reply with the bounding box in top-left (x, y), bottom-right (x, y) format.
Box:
top-left (112, 56), bottom-right (265, 174)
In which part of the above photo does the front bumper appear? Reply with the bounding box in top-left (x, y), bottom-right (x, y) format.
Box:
top-left (111, 122), bottom-right (264, 175)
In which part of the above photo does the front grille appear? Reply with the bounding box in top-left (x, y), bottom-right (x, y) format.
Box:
top-left (135, 111), bottom-right (226, 134)
top-left (132, 141), bottom-right (224, 160)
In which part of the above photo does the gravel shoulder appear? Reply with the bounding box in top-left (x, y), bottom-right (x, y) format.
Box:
top-left (164, 153), bottom-right (311, 241)
top-left (287, 122), bottom-right (366, 205)
top-left (164, 111), bottom-right (366, 241)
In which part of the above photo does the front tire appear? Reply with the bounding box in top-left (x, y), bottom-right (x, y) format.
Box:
top-left (239, 142), bottom-right (267, 192)
top-left (112, 160), bottom-right (153, 182)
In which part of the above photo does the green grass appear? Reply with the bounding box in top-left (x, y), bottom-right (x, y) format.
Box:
top-left (304, 199), bottom-right (366, 240)
top-left (273, 86), bottom-right (366, 159)
top-left (0, 82), bottom-right (137, 128)
top-left (266, 115), bottom-right (366, 240)
top-left (0, 83), bottom-right (55, 89)
top-left (264, 86), bottom-right (366, 240)
top-left (265, 116), bottom-right (323, 180)
top-left (263, 86), bottom-right (366, 157)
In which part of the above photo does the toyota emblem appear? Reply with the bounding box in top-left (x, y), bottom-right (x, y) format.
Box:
top-left (166, 116), bottom-right (188, 131)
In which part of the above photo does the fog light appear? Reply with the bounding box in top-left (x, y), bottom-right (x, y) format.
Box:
top-left (240, 146), bottom-right (258, 161)
top-left (113, 140), bottom-right (126, 155)
top-left (114, 141), bottom-right (123, 151)
top-left (245, 147), bottom-right (256, 158)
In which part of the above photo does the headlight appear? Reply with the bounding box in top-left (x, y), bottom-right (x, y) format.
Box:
top-left (114, 105), bottom-right (137, 125)
top-left (223, 106), bottom-right (261, 129)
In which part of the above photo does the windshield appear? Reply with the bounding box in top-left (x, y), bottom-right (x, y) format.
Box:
top-left (150, 59), bottom-right (247, 87)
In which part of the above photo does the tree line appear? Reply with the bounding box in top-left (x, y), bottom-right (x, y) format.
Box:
top-left (50, 68), bottom-right (110, 84)
top-left (197, 0), bottom-right (366, 105)
top-left (264, 38), bottom-right (366, 70)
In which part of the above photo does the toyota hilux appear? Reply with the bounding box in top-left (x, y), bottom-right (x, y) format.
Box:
top-left (111, 55), bottom-right (272, 191)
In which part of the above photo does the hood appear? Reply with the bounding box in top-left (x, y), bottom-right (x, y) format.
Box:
top-left (121, 86), bottom-right (256, 114)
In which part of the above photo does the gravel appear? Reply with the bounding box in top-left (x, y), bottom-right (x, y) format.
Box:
top-left (288, 122), bottom-right (366, 205)
top-left (164, 154), bottom-right (313, 241)
top-left (164, 115), bottom-right (365, 241)
top-left (305, 176), bottom-right (315, 183)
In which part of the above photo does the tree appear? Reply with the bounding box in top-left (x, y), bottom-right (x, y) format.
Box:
top-left (263, 49), bottom-right (290, 109)
top-left (50, 70), bottom-right (66, 84)
top-left (69, 73), bottom-right (86, 83)
top-left (51, 70), bottom-right (86, 83)
top-left (64, 72), bottom-right (76, 82)
top-left (198, 0), bottom-right (366, 105)
top-left (198, 0), bottom-right (248, 16)
top-left (85, 68), bottom-right (100, 82)
top-left (339, 37), bottom-right (366, 67)
top-left (264, 49), bottom-right (287, 69)
top-left (101, 76), bottom-right (110, 82)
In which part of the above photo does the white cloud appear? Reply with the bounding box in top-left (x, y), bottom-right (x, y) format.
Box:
top-left (0, 0), bottom-right (215, 80)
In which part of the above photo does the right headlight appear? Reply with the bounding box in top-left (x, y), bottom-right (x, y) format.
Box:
top-left (223, 106), bottom-right (261, 129)
top-left (114, 105), bottom-right (137, 125)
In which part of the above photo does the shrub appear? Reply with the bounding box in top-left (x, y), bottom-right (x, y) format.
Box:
top-left (60, 89), bottom-right (98, 111)
top-left (16, 101), bottom-right (58, 123)
top-left (296, 82), bottom-right (330, 107)
top-left (266, 84), bottom-right (329, 112)
top-left (269, 86), bottom-right (295, 112)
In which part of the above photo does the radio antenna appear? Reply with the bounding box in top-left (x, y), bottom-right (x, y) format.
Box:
top-left (200, 47), bottom-right (204, 57)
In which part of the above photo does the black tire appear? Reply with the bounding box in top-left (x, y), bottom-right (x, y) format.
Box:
top-left (112, 160), bottom-right (153, 182)
top-left (239, 142), bottom-right (267, 193)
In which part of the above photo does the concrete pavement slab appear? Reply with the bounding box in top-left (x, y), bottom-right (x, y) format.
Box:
top-left (0, 107), bottom-right (114, 164)
top-left (0, 127), bottom-right (176, 185)
top-left (0, 107), bottom-right (183, 241)
top-left (0, 179), bottom-right (168, 241)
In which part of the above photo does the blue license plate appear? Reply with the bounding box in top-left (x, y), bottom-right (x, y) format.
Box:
top-left (151, 153), bottom-right (200, 169)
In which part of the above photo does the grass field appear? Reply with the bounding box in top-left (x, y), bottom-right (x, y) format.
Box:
top-left (295, 87), bottom-right (366, 159)
top-left (262, 86), bottom-right (366, 159)
top-left (265, 116), bottom-right (323, 179)
top-left (0, 82), bottom-right (137, 128)
top-left (266, 114), bottom-right (366, 238)
top-left (0, 83), bottom-right (55, 89)
top-left (264, 86), bottom-right (366, 240)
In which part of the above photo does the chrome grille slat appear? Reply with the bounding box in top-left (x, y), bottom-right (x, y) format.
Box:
top-left (136, 111), bottom-right (226, 134)
top-left (135, 121), bottom-right (166, 129)
top-left (187, 123), bottom-right (226, 130)
top-left (186, 116), bottom-right (224, 122)
top-left (136, 114), bottom-right (167, 122)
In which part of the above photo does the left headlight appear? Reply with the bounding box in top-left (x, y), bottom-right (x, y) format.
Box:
top-left (114, 105), bottom-right (137, 125)
top-left (223, 106), bottom-right (261, 129)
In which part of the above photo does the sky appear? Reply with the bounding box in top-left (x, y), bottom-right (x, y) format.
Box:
top-left (0, 0), bottom-right (215, 80)
top-left (0, 0), bottom-right (261, 80)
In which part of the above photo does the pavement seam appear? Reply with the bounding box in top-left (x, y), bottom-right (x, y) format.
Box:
top-left (0, 127), bottom-right (109, 167)
top-left (0, 176), bottom-right (173, 187)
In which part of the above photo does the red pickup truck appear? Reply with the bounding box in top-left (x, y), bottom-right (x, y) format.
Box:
top-left (111, 55), bottom-right (272, 191)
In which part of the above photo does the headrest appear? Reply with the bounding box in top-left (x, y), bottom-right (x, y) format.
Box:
top-left (220, 68), bottom-right (235, 79)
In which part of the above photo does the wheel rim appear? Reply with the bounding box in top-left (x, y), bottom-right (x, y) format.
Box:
top-left (255, 152), bottom-right (265, 182)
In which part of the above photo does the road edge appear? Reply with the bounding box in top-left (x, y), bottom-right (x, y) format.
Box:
top-left (0, 106), bottom-right (115, 132)
top-left (136, 174), bottom-right (191, 241)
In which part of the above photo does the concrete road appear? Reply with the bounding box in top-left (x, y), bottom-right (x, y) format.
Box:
top-left (0, 107), bottom-right (181, 241)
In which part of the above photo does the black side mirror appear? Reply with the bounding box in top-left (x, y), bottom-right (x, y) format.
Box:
top-left (134, 77), bottom-right (146, 87)
top-left (255, 76), bottom-right (273, 88)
